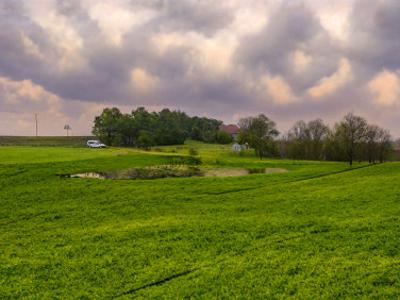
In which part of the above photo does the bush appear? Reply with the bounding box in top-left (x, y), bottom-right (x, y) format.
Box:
top-left (168, 155), bottom-right (202, 166)
top-left (216, 131), bottom-right (233, 144)
top-left (188, 148), bottom-right (198, 155)
top-left (185, 155), bottom-right (202, 165)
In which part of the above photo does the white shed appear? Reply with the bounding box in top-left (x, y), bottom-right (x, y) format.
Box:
top-left (232, 143), bottom-right (242, 153)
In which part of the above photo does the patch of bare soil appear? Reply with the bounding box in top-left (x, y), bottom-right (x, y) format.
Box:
top-left (264, 168), bottom-right (288, 173)
top-left (204, 168), bottom-right (249, 177)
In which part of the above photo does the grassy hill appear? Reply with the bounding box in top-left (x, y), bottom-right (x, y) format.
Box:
top-left (0, 136), bottom-right (94, 147)
top-left (1, 142), bottom-right (399, 298)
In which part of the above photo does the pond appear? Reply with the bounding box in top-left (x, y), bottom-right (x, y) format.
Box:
top-left (65, 166), bottom-right (288, 180)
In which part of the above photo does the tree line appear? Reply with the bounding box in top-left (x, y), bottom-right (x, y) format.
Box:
top-left (92, 107), bottom-right (231, 148)
top-left (237, 113), bottom-right (392, 165)
top-left (93, 107), bottom-right (393, 164)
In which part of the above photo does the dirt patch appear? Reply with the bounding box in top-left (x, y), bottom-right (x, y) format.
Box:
top-left (264, 168), bottom-right (288, 173)
top-left (204, 168), bottom-right (249, 177)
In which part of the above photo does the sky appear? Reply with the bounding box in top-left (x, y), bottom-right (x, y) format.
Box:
top-left (1, 0), bottom-right (400, 136)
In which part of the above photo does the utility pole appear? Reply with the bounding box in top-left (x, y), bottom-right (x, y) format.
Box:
top-left (64, 124), bottom-right (71, 137)
top-left (35, 113), bottom-right (38, 137)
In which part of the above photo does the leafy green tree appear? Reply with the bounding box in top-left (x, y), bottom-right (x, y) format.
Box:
top-left (216, 131), bottom-right (233, 144)
top-left (238, 114), bottom-right (279, 159)
top-left (92, 107), bottom-right (123, 146)
top-left (137, 130), bottom-right (155, 149)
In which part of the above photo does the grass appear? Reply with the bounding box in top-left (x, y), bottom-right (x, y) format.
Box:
top-left (0, 136), bottom-right (94, 147)
top-left (1, 141), bottom-right (400, 298)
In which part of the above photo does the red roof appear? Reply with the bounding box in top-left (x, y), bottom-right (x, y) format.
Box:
top-left (219, 124), bottom-right (240, 135)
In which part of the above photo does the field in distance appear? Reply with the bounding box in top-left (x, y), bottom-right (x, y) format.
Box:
top-left (1, 141), bottom-right (400, 298)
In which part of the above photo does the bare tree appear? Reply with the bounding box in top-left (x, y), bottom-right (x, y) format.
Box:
top-left (287, 120), bottom-right (308, 159)
top-left (364, 124), bottom-right (380, 163)
top-left (335, 113), bottom-right (368, 165)
top-left (376, 127), bottom-right (392, 163)
top-left (288, 119), bottom-right (329, 160)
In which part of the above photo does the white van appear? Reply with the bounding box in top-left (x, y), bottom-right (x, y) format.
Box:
top-left (87, 140), bottom-right (106, 148)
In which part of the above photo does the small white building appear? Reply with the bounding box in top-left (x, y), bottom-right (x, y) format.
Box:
top-left (232, 143), bottom-right (242, 153)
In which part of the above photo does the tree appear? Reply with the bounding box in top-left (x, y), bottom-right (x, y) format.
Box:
top-left (92, 107), bottom-right (123, 146)
top-left (335, 113), bottom-right (368, 165)
top-left (307, 119), bottom-right (329, 160)
top-left (137, 130), bottom-right (155, 149)
top-left (376, 127), bottom-right (392, 163)
top-left (92, 107), bottom-right (224, 147)
top-left (287, 120), bottom-right (308, 159)
top-left (238, 114), bottom-right (279, 159)
top-left (364, 124), bottom-right (380, 163)
top-left (287, 119), bottom-right (328, 160)
top-left (216, 131), bottom-right (233, 144)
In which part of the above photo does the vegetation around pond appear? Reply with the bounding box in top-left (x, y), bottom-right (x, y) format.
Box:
top-left (1, 141), bottom-right (400, 298)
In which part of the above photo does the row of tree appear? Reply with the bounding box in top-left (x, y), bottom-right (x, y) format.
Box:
top-left (92, 107), bottom-right (229, 147)
top-left (93, 107), bottom-right (393, 164)
top-left (237, 113), bottom-right (392, 164)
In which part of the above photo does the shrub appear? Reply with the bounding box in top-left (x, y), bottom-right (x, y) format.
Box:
top-left (185, 155), bottom-right (202, 165)
top-left (188, 148), bottom-right (198, 156)
top-left (216, 131), bottom-right (233, 144)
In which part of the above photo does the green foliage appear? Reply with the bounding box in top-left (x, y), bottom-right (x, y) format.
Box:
top-left (92, 107), bottom-right (123, 146)
top-left (238, 114), bottom-right (279, 159)
top-left (188, 147), bottom-right (198, 156)
top-left (215, 131), bottom-right (233, 144)
top-left (168, 155), bottom-right (202, 166)
top-left (92, 107), bottom-right (222, 147)
top-left (137, 130), bottom-right (155, 149)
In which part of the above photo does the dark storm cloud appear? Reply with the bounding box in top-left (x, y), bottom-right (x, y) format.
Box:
top-left (234, 2), bottom-right (341, 94)
top-left (347, 0), bottom-right (400, 72)
top-left (1, 0), bottom-right (400, 136)
top-left (157, 0), bottom-right (235, 36)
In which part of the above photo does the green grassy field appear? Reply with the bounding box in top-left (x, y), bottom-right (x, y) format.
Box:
top-left (1, 141), bottom-right (400, 298)
top-left (0, 136), bottom-right (94, 147)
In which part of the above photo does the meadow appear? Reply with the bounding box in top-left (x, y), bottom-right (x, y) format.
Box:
top-left (1, 141), bottom-right (400, 298)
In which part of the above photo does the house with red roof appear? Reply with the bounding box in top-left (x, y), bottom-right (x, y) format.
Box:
top-left (219, 124), bottom-right (240, 141)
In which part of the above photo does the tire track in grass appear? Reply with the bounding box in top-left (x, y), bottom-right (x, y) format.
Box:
top-left (113, 232), bottom-right (309, 297)
top-left (201, 164), bottom-right (377, 196)
top-left (114, 269), bottom-right (197, 298)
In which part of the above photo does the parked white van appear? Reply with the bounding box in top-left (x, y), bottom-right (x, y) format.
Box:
top-left (86, 140), bottom-right (106, 148)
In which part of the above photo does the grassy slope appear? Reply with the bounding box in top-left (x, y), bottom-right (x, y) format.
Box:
top-left (1, 142), bottom-right (399, 298)
top-left (0, 136), bottom-right (95, 147)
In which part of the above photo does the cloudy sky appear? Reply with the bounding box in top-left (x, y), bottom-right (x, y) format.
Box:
top-left (1, 0), bottom-right (400, 136)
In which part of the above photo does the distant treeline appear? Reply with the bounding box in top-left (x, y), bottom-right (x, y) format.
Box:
top-left (236, 113), bottom-right (393, 165)
top-left (92, 107), bottom-right (231, 147)
top-left (93, 108), bottom-right (395, 164)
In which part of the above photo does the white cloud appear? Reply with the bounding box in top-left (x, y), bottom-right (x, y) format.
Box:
top-left (368, 70), bottom-right (400, 107)
top-left (130, 68), bottom-right (158, 92)
top-left (24, 0), bottom-right (85, 70)
top-left (152, 31), bottom-right (236, 75)
top-left (308, 58), bottom-right (353, 98)
top-left (261, 74), bottom-right (297, 105)
top-left (85, 0), bottom-right (155, 46)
